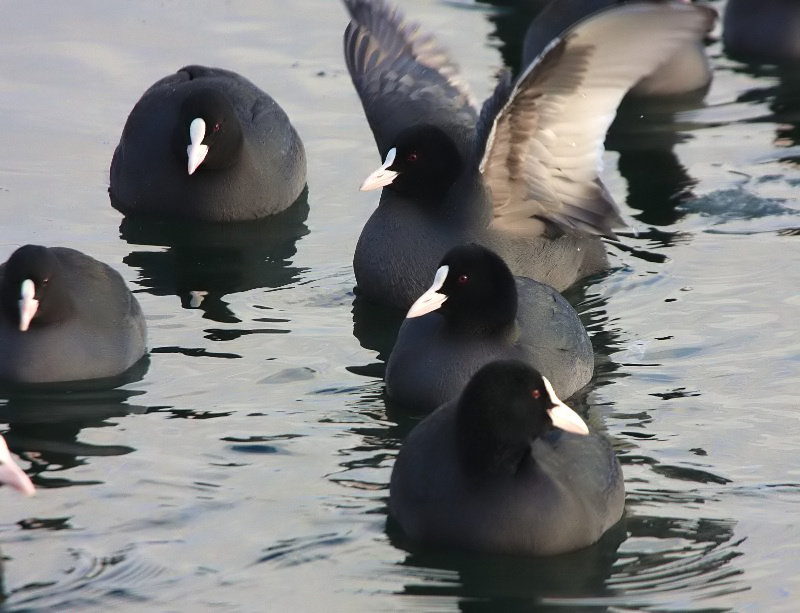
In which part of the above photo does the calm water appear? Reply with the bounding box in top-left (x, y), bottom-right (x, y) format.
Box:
top-left (1, 0), bottom-right (799, 610)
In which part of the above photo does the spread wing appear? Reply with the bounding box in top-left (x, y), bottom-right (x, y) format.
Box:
top-left (343, 0), bottom-right (478, 157)
top-left (480, 2), bottom-right (714, 237)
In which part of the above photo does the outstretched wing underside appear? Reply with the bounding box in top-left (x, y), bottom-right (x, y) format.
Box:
top-left (481, 2), bottom-right (713, 237)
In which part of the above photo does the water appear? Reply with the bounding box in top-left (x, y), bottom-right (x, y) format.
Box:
top-left (1, 0), bottom-right (799, 610)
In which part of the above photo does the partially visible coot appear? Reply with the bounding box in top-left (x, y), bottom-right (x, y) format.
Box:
top-left (0, 245), bottom-right (147, 384)
top-left (723, 0), bottom-right (800, 65)
top-left (385, 244), bottom-right (593, 412)
top-left (0, 435), bottom-right (35, 496)
top-left (522, 0), bottom-right (715, 99)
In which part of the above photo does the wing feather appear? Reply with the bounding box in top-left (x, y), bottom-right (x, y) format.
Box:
top-left (343, 0), bottom-right (478, 156)
top-left (482, 3), bottom-right (714, 237)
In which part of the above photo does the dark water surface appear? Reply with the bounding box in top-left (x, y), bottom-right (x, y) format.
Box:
top-left (1, 0), bottom-right (798, 610)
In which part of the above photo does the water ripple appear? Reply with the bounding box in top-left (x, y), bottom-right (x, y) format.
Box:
top-left (589, 517), bottom-right (749, 610)
top-left (254, 532), bottom-right (351, 568)
top-left (5, 545), bottom-right (175, 610)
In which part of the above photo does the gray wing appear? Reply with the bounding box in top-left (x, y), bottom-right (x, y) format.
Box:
top-left (343, 0), bottom-right (478, 156)
top-left (514, 276), bottom-right (593, 400)
top-left (480, 2), bottom-right (714, 237)
top-left (476, 69), bottom-right (513, 157)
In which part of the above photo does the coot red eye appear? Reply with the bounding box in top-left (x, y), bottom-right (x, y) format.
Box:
top-left (407, 152), bottom-right (418, 162)
top-left (531, 389), bottom-right (541, 399)
top-left (458, 274), bottom-right (468, 284)
top-left (213, 123), bottom-right (221, 133)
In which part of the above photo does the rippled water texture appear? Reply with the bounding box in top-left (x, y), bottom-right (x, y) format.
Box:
top-left (1, 0), bottom-right (799, 610)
